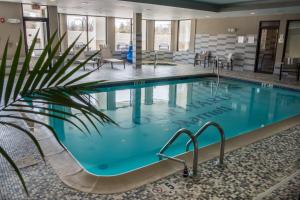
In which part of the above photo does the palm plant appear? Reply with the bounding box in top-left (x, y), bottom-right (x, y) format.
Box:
top-left (0, 31), bottom-right (115, 195)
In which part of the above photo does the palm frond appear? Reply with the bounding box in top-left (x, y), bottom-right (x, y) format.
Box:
top-left (0, 30), bottom-right (116, 195)
top-left (13, 30), bottom-right (40, 101)
top-left (0, 38), bottom-right (9, 106)
top-left (4, 32), bottom-right (22, 106)
top-left (0, 145), bottom-right (28, 195)
top-left (0, 121), bottom-right (45, 161)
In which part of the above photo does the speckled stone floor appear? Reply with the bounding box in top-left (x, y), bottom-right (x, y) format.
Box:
top-left (1, 65), bottom-right (300, 199)
top-left (0, 120), bottom-right (299, 199)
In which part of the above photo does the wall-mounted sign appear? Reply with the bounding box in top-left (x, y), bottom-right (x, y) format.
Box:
top-left (247, 35), bottom-right (255, 44)
top-left (0, 17), bottom-right (5, 24)
top-left (7, 18), bottom-right (21, 24)
top-left (32, 4), bottom-right (41, 10)
top-left (278, 34), bottom-right (284, 43)
top-left (237, 36), bottom-right (245, 44)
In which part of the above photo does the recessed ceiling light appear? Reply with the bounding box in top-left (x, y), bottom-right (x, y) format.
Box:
top-left (205, 15), bottom-right (211, 18)
top-left (81, 2), bottom-right (88, 5)
top-left (250, 12), bottom-right (255, 15)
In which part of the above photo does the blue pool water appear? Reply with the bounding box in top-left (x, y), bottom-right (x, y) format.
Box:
top-left (49, 77), bottom-right (300, 176)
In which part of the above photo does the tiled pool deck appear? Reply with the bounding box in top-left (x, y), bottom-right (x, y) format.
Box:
top-left (0, 64), bottom-right (300, 199)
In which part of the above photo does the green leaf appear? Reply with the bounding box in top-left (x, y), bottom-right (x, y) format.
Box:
top-left (0, 114), bottom-right (63, 148)
top-left (0, 145), bottom-right (28, 195)
top-left (3, 108), bottom-right (85, 133)
top-left (1, 121), bottom-right (45, 161)
top-left (0, 38), bottom-right (9, 106)
top-left (12, 103), bottom-right (90, 134)
top-left (65, 68), bottom-right (99, 86)
top-left (46, 40), bottom-right (92, 87)
top-left (13, 30), bottom-right (39, 101)
top-left (55, 51), bottom-right (99, 86)
top-left (4, 32), bottom-right (22, 106)
top-left (29, 32), bottom-right (66, 92)
top-left (38, 33), bottom-right (80, 89)
top-left (21, 30), bottom-right (58, 95)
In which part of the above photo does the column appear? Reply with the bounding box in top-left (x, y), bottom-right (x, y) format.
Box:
top-left (133, 13), bottom-right (142, 68)
top-left (106, 17), bottom-right (115, 52)
top-left (187, 83), bottom-right (193, 106)
top-left (132, 88), bottom-right (142, 124)
top-left (168, 85), bottom-right (177, 107)
top-left (145, 87), bottom-right (153, 105)
top-left (107, 91), bottom-right (116, 110)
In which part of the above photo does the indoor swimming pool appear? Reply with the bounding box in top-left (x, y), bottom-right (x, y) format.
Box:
top-left (48, 77), bottom-right (300, 176)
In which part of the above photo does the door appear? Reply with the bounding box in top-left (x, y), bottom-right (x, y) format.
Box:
top-left (24, 19), bottom-right (49, 57)
top-left (255, 21), bottom-right (280, 73)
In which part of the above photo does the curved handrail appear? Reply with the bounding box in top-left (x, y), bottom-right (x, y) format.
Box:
top-left (186, 121), bottom-right (225, 165)
top-left (158, 128), bottom-right (199, 176)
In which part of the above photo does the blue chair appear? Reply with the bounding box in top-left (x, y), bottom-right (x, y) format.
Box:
top-left (127, 45), bottom-right (133, 63)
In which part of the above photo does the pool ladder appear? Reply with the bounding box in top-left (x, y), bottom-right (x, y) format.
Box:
top-left (157, 121), bottom-right (225, 177)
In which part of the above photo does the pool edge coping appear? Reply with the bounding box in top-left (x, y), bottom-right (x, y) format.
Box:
top-left (36, 114), bottom-right (300, 194)
top-left (31, 72), bottom-right (300, 194)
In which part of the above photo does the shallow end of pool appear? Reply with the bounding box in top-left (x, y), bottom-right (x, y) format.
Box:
top-left (36, 113), bottom-right (300, 194)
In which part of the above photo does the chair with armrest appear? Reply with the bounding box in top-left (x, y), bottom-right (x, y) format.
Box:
top-left (194, 51), bottom-right (210, 67)
top-left (279, 58), bottom-right (300, 81)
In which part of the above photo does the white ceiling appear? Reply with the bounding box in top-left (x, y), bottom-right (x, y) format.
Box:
top-left (1, 0), bottom-right (300, 20)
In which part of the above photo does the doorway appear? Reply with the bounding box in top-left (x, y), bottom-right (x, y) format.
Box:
top-left (255, 21), bottom-right (280, 74)
top-left (23, 19), bottom-right (49, 57)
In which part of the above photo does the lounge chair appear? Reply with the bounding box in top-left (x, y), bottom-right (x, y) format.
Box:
top-left (75, 50), bottom-right (100, 70)
top-left (99, 46), bottom-right (126, 69)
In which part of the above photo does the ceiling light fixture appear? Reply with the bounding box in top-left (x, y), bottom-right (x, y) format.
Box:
top-left (250, 12), bottom-right (255, 15)
top-left (205, 16), bottom-right (211, 18)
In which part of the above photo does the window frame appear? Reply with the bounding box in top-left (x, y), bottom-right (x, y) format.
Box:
top-left (62, 13), bottom-right (107, 51)
top-left (154, 20), bottom-right (172, 51)
top-left (87, 15), bottom-right (107, 50)
top-left (114, 17), bottom-right (133, 51)
top-left (177, 19), bottom-right (192, 51)
top-left (282, 19), bottom-right (300, 61)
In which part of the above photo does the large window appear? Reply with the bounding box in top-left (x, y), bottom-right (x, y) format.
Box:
top-left (284, 21), bottom-right (300, 59)
top-left (178, 20), bottom-right (191, 51)
top-left (142, 20), bottom-right (147, 50)
top-left (88, 16), bottom-right (106, 50)
top-left (67, 15), bottom-right (88, 51)
top-left (115, 18), bottom-right (132, 51)
top-left (154, 21), bottom-right (171, 51)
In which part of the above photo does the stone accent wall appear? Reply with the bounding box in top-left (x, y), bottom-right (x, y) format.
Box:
top-left (195, 34), bottom-right (257, 71)
top-left (173, 51), bottom-right (195, 64)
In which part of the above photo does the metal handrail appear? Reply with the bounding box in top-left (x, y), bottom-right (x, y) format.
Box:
top-left (158, 128), bottom-right (199, 176)
top-left (186, 121), bottom-right (225, 166)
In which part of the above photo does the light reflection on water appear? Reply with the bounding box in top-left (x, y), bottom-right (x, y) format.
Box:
top-left (48, 77), bottom-right (300, 176)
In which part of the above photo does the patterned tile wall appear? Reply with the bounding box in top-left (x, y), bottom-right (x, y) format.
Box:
top-left (173, 51), bottom-right (195, 64)
top-left (114, 34), bottom-right (258, 72)
top-left (195, 34), bottom-right (258, 71)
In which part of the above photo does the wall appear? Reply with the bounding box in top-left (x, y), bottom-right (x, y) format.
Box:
top-left (0, 2), bottom-right (25, 59)
top-left (0, 2), bottom-right (59, 59)
top-left (195, 13), bottom-right (300, 73)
